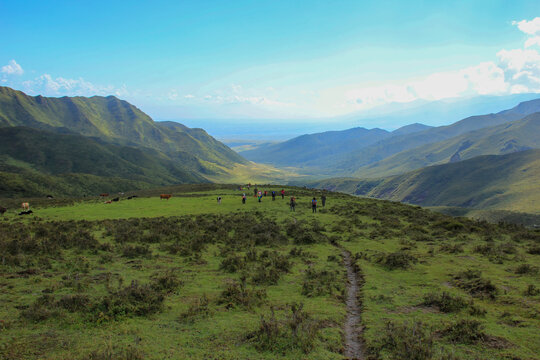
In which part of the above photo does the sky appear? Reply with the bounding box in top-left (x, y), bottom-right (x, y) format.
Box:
top-left (1, 0), bottom-right (540, 130)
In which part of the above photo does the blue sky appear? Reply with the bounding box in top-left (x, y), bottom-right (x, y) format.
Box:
top-left (1, 0), bottom-right (540, 125)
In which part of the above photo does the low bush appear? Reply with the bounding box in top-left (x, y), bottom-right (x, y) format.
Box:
top-left (443, 319), bottom-right (486, 344)
top-left (372, 320), bottom-right (433, 360)
top-left (218, 277), bottom-right (266, 309)
top-left (248, 303), bottom-right (321, 354)
top-left (422, 291), bottom-right (468, 313)
top-left (301, 267), bottom-right (342, 297)
top-left (452, 270), bottom-right (497, 299)
top-left (373, 251), bottom-right (418, 270)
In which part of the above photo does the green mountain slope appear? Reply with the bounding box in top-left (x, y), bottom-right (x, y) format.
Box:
top-left (315, 150), bottom-right (540, 214)
top-left (354, 112), bottom-right (540, 178)
top-left (0, 86), bottom-right (245, 170)
top-left (0, 127), bottom-right (208, 197)
top-left (333, 98), bottom-right (540, 174)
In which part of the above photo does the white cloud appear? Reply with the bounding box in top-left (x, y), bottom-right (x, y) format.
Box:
top-left (184, 94), bottom-right (195, 99)
top-left (21, 74), bottom-right (126, 97)
top-left (513, 17), bottom-right (540, 35)
top-left (525, 36), bottom-right (540, 48)
top-left (1, 60), bottom-right (24, 75)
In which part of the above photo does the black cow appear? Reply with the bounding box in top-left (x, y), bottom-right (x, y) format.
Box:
top-left (18, 210), bottom-right (33, 216)
top-left (112, 197), bottom-right (120, 202)
top-left (0, 206), bottom-right (6, 216)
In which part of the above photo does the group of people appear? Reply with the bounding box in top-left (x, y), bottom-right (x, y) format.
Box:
top-left (227, 187), bottom-right (328, 213)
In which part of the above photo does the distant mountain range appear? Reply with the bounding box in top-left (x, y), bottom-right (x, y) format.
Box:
top-left (241, 98), bottom-right (540, 178)
top-left (0, 86), bottom-right (248, 197)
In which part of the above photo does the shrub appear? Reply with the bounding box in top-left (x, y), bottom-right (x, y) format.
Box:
top-left (422, 291), bottom-right (468, 313)
top-left (515, 264), bottom-right (538, 275)
top-left (218, 277), bottom-right (266, 309)
top-left (443, 319), bottom-right (485, 344)
top-left (92, 281), bottom-right (166, 320)
top-left (527, 245), bottom-right (540, 255)
top-left (524, 284), bottom-right (540, 296)
top-left (372, 321), bottom-right (433, 360)
top-left (219, 254), bottom-right (245, 273)
top-left (179, 294), bottom-right (212, 322)
top-left (452, 270), bottom-right (497, 299)
top-left (301, 267), bottom-right (342, 297)
top-left (121, 244), bottom-right (152, 258)
top-left (150, 270), bottom-right (182, 294)
top-left (374, 251), bottom-right (418, 270)
top-left (248, 303), bottom-right (321, 354)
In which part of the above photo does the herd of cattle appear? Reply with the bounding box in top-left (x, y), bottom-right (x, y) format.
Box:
top-left (0, 193), bottom-right (175, 217)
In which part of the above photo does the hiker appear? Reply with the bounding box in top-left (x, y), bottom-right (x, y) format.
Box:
top-left (242, 193), bottom-right (246, 204)
top-left (321, 194), bottom-right (326, 207)
top-left (281, 189), bottom-right (285, 199)
top-left (271, 191), bottom-right (276, 201)
top-left (264, 190), bottom-right (267, 197)
top-left (254, 187), bottom-right (258, 197)
top-left (258, 191), bottom-right (263, 203)
top-left (217, 196), bottom-right (222, 204)
top-left (290, 196), bottom-right (296, 211)
top-left (311, 197), bottom-right (317, 213)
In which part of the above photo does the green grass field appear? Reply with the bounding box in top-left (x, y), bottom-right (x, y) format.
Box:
top-left (1, 186), bottom-right (539, 359)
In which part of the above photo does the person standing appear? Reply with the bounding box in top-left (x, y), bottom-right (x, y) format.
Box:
top-left (321, 194), bottom-right (326, 207)
top-left (254, 187), bottom-right (258, 197)
top-left (271, 191), bottom-right (276, 201)
top-left (217, 196), bottom-right (222, 204)
top-left (281, 189), bottom-right (285, 199)
top-left (242, 193), bottom-right (246, 204)
top-left (311, 197), bottom-right (317, 213)
top-left (258, 191), bottom-right (263, 203)
top-left (290, 196), bottom-right (296, 211)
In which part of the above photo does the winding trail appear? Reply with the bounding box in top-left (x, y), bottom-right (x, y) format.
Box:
top-left (342, 249), bottom-right (364, 360)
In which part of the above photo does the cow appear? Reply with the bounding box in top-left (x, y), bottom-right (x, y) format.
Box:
top-left (0, 206), bottom-right (6, 216)
top-left (112, 197), bottom-right (120, 202)
top-left (21, 203), bottom-right (30, 211)
top-left (46, 195), bottom-right (54, 199)
top-left (127, 195), bottom-right (138, 200)
top-left (160, 194), bottom-right (172, 200)
top-left (100, 193), bottom-right (109, 197)
top-left (18, 210), bottom-right (33, 216)
top-left (104, 200), bottom-right (112, 204)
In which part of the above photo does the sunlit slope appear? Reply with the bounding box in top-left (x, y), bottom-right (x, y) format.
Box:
top-left (334, 150), bottom-right (540, 213)
top-left (0, 86), bottom-right (245, 169)
top-left (354, 112), bottom-right (540, 178)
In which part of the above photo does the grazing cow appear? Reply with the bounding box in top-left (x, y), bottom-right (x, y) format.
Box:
top-left (127, 195), bottom-right (139, 200)
top-left (0, 206), bottom-right (6, 216)
top-left (160, 194), bottom-right (172, 200)
top-left (104, 200), bottom-right (112, 204)
top-left (18, 210), bottom-right (33, 216)
top-left (112, 197), bottom-right (120, 202)
top-left (46, 195), bottom-right (54, 199)
top-left (100, 193), bottom-right (109, 197)
top-left (21, 202), bottom-right (30, 211)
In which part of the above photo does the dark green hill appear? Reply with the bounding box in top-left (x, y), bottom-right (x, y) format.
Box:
top-left (0, 127), bottom-right (208, 197)
top-left (313, 149), bottom-right (540, 214)
top-left (354, 112), bottom-right (540, 177)
top-left (0, 86), bottom-right (245, 171)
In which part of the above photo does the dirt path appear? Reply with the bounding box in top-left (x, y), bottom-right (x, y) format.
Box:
top-left (342, 249), bottom-right (364, 360)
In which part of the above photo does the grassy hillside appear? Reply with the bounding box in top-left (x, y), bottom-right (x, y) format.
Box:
top-left (0, 86), bottom-right (245, 170)
top-left (0, 186), bottom-right (538, 359)
top-left (0, 127), bottom-right (208, 197)
top-left (314, 150), bottom-right (540, 215)
top-left (354, 112), bottom-right (540, 178)
top-left (333, 99), bottom-right (540, 175)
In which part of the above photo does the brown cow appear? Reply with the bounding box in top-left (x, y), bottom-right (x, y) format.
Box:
top-left (100, 193), bottom-right (109, 197)
top-left (160, 194), bottom-right (172, 200)
top-left (21, 203), bottom-right (30, 210)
